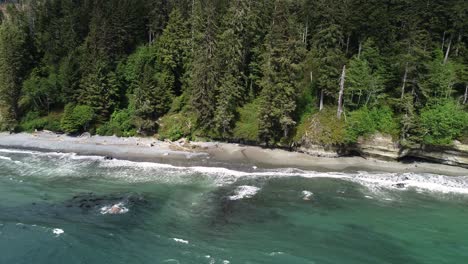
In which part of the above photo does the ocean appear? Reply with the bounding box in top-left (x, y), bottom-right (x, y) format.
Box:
top-left (1, 148), bottom-right (468, 264)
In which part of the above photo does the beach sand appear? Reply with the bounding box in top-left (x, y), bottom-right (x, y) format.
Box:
top-left (0, 131), bottom-right (467, 176)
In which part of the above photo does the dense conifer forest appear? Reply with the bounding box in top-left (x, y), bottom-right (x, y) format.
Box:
top-left (0, 0), bottom-right (466, 148)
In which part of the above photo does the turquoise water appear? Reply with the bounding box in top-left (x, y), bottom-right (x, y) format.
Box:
top-left (1, 149), bottom-right (468, 264)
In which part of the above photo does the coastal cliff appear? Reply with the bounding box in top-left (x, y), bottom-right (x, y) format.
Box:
top-left (299, 133), bottom-right (468, 169)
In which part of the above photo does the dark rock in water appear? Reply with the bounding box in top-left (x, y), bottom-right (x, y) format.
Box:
top-left (394, 183), bottom-right (406, 188)
top-left (63, 192), bottom-right (148, 212)
top-left (104, 156), bottom-right (113, 160)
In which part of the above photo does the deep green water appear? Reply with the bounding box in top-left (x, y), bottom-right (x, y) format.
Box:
top-left (1, 149), bottom-right (468, 264)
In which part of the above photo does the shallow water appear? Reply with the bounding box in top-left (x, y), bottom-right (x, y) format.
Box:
top-left (1, 148), bottom-right (468, 264)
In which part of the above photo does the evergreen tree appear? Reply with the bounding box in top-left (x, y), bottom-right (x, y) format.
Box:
top-left (22, 66), bottom-right (61, 113)
top-left (133, 64), bottom-right (173, 134)
top-left (214, 0), bottom-right (253, 137)
top-left (0, 13), bottom-right (31, 129)
top-left (421, 49), bottom-right (457, 99)
top-left (310, 23), bottom-right (345, 110)
top-left (258, 0), bottom-right (306, 143)
top-left (156, 8), bottom-right (190, 96)
top-left (189, 0), bottom-right (219, 129)
top-left (78, 61), bottom-right (119, 121)
top-left (346, 40), bottom-right (385, 109)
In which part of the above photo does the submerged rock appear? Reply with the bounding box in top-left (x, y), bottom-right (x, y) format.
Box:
top-left (394, 183), bottom-right (406, 189)
top-left (64, 192), bottom-right (147, 213)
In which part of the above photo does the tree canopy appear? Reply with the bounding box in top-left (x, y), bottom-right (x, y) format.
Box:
top-left (0, 0), bottom-right (466, 146)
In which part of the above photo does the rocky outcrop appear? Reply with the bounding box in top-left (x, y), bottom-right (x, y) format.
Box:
top-left (298, 133), bottom-right (468, 168)
top-left (354, 133), bottom-right (400, 160)
top-left (296, 144), bottom-right (342, 158)
top-left (405, 141), bottom-right (468, 168)
top-left (356, 134), bottom-right (468, 168)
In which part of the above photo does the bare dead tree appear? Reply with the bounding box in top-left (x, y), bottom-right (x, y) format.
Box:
top-left (345, 34), bottom-right (350, 54)
top-left (401, 62), bottom-right (408, 99)
top-left (319, 90), bottom-right (324, 111)
top-left (443, 36), bottom-right (451, 64)
top-left (464, 84), bottom-right (467, 105)
top-left (337, 65), bottom-right (346, 119)
top-left (357, 41), bottom-right (362, 59)
top-left (441, 31), bottom-right (446, 50)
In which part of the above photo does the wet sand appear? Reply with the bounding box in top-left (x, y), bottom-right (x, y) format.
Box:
top-left (0, 132), bottom-right (467, 176)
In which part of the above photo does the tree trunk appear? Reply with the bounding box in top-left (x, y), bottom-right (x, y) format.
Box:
top-left (401, 63), bottom-right (408, 99)
top-left (303, 21), bottom-right (308, 44)
top-left (337, 65), bottom-right (346, 119)
top-left (345, 34), bottom-right (350, 54)
top-left (191, 0), bottom-right (195, 51)
top-left (455, 32), bottom-right (461, 57)
top-left (441, 31), bottom-right (446, 50)
top-left (444, 36), bottom-right (451, 64)
top-left (319, 90), bottom-right (324, 111)
top-left (357, 41), bottom-right (362, 59)
top-left (464, 84), bottom-right (467, 105)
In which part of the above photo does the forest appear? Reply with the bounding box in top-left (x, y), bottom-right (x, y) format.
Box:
top-left (0, 0), bottom-right (467, 148)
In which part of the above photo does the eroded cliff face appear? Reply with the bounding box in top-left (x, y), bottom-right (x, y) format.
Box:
top-left (354, 133), bottom-right (400, 160)
top-left (298, 133), bottom-right (468, 168)
top-left (404, 142), bottom-right (468, 168)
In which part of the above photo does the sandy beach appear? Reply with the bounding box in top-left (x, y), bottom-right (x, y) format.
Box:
top-left (0, 131), bottom-right (467, 176)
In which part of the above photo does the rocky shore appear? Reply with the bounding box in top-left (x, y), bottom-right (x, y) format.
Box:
top-left (0, 131), bottom-right (467, 176)
top-left (352, 133), bottom-right (468, 168)
top-left (0, 132), bottom-right (468, 176)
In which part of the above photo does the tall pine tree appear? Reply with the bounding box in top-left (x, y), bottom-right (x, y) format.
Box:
top-left (258, 0), bottom-right (306, 144)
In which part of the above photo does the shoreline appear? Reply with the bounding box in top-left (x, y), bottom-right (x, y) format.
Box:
top-left (0, 131), bottom-right (467, 176)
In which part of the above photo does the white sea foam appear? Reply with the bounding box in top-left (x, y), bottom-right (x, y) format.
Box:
top-left (268, 251), bottom-right (285, 256)
top-left (3, 147), bottom-right (468, 195)
top-left (0, 155), bottom-right (12, 161)
top-left (162, 259), bottom-right (180, 264)
top-left (52, 228), bottom-right (64, 237)
top-left (173, 238), bottom-right (189, 244)
top-left (229, 185), bottom-right (261, 200)
top-left (100, 202), bottom-right (129, 215)
top-left (0, 148), bottom-right (36, 155)
top-left (302, 190), bottom-right (313, 200)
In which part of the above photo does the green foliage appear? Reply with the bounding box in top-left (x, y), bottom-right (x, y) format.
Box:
top-left (22, 66), bottom-right (62, 112)
top-left (60, 104), bottom-right (94, 134)
top-left (419, 100), bottom-right (468, 145)
top-left (0, 15), bottom-right (31, 130)
top-left (0, 0), bottom-right (467, 155)
top-left (294, 108), bottom-right (346, 146)
top-left (258, 1), bottom-right (306, 144)
top-left (311, 24), bottom-right (345, 99)
top-left (213, 0), bottom-right (254, 137)
top-left (421, 50), bottom-right (457, 99)
top-left (233, 101), bottom-right (260, 142)
top-left (78, 61), bottom-right (120, 121)
top-left (96, 109), bottom-right (136, 137)
top-left (19, 111), bottom-right (62, 132)
top-left (189, 1), bottom-right (218, 130)
top-left (157, 8), bottom-right (190, 96)
top-left (345, 106), bottom-right (399, 143)
top-left (158, 112), bottom-right (196, 141)
top-left (345, 42), bottom-right (385, 109)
